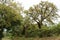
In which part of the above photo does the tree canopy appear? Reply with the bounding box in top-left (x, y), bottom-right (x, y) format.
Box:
top-left (24, 1), bottom-right (59, 28)
top-left (0, 3), bottom-right (22, 29)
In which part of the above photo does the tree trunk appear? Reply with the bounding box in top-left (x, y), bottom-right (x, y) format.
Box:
top-left (0, 38), bottom-right (2, 40)
top-left (37, 22), bottom-right (42, 29)
top-left (22, 26), bottom-right (25, 35)
top-left (0, 28), bottom-right (4, 40)
top-left (22, 25), bottom-right (28, 35)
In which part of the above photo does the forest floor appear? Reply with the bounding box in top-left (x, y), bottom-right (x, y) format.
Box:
top-left (2, 37), bottom-right (11, 40)
top-left (2, 36), bottom-right (60, 40)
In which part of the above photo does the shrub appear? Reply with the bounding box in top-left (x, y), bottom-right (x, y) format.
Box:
top-left (25, 26), bottom-right (52, 37)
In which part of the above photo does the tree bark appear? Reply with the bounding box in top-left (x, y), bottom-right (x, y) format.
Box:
top-left (22, 25), bottom-right (28, 35)
top-left (0, 28), bottom-right (4, 40)
top-left (37, 22), bottom-right (42, 29)
top-left (22, 26), bottom-right (25, 35)
top-left (0, 38), bottom-right (2, 40)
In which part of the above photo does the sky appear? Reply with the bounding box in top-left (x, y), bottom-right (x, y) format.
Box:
top-left (14, 0), bottom-right (60, 10)
top-left (14, 0), bottom-right (60, 23)
top-left (14, 0), bottom-right (60, 14)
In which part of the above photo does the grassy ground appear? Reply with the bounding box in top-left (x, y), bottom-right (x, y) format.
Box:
top-left (2, 37), bottom-right (11, 40)
top-left (2, 36), bottom-right (60, 40)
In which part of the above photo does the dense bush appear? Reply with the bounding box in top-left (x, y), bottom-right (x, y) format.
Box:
top-left (50, 24), bottom-right (60, 36)
top-left (24, 26), bottom-right (52, 37)
top-left (23, 24), bottom-right (60, 37)
top-left (6, 23), bottom-right (60, 38)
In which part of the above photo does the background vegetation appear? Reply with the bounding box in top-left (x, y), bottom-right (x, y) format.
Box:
top-left (0, 0), bottom-right (60, 40)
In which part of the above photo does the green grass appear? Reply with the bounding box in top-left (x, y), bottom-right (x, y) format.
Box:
top-left (2, 36), bottom-right (60, 40)
top-left (2, 37), bottom-right (11, 40)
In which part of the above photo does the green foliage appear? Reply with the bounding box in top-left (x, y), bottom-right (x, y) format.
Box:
top-left (24, 1), bottom-right (59, 28)
top-left (0, 3), bottom-right (23, 39)
top-left (0, 4), bottom-right (22, 28)
top-left (0, 0), bottom-right (60, 39)
top-left (38, 27), bottom-right (52, 37)
top-left (50, 23), bottom-right (60, 36)
top-left (22, 26), bottom-right (52, 37)
top-left (25, 25), bottom-right (38, 37)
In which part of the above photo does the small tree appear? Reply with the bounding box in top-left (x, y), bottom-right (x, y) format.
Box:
top-left (0, 3), bottom-right (22, 40)
top-left (22, 14), bottom-right (32, 35)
